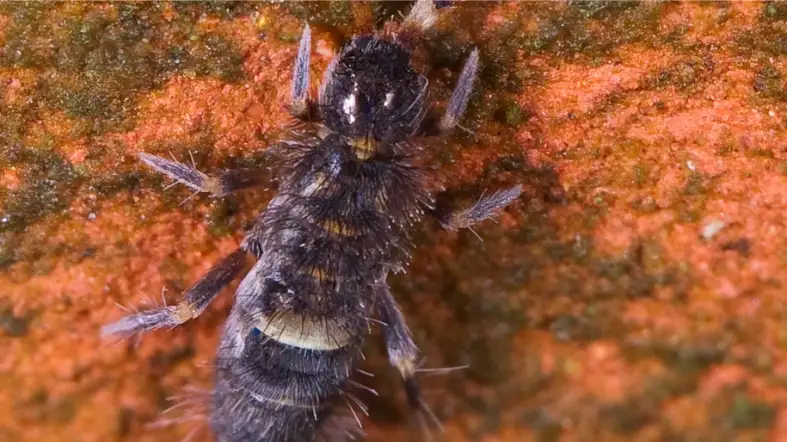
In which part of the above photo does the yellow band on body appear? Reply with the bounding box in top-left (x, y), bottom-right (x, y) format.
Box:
top-left (255, 311), bottom-right (354, 351)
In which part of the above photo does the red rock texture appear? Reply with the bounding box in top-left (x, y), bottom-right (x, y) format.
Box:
top-left (3, 2), bottom-right (787, 442)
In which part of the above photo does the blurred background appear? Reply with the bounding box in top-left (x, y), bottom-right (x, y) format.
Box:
top-left (2, 2), bottom-right (787, 441)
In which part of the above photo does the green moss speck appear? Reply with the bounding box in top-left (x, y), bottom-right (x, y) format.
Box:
top-left (372, 1), bottom-right (411, 28)
top-left (753, 65), bottom-right (786, 101)
top-left (632, 163), bottom-right (650, 187)
top-left (520, 410), bottom-right (562, 442)
top-left (646, 56), bottom-right (715, 91)
top-left (763, 1), bottom-right (787, 21)
top-left (595, 258), bottom-right (655, 299)
top-left (148, 344), bottom-right (195, 376)
top-left (0, 146), bottom-right (82, 235)
top-left (462, 332), bottom-right (514, 383)
top-left (568, 0), bottom-right (639, 19)
top-left (495, 100), bottom-right (530, 127)
top-left (0, 142), bottom-right (158, 273)
top-left (88, 171), bottom-right (143, 198)
top-left (496, 2), bottom-right (665, 60)
top-left (281, 1), bottom-right (355, 35)
top-left (549, 313), bottom-right (598, 341)
top-left (115, 407), bottom-right (134, 438)
top-left (0, 3), bottom-right (246, 135)
top-left (747, 148), bottom-right (775, 159)
top-left (478, 37), bottom-right (525, 95)
top-left (628, 339), bottom-right (725, 372)
top-left (172, 1), bottom-right (257, 21)
top-left (426, 29), bottom-right (473, 71)
top-left (601, 401), bottom-right (654, 434)
top-left (728, 394), bottom-right (775, 429)
top-left (207, 198), bottom-right (241, 237)
top-left (0, 307), bottom-right (33, 337)
top-left (736, 15), bottom-right (787, 56)
top-left (672, 171), bottom-right (717, 224)
top-left (0, 4), bottom-right (51, 69)
top-left (15, 388), bottom-right (77, 424)
top-left (184, 34), bottom-right (245, 83)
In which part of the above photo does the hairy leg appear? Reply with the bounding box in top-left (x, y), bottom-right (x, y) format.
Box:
top-left (375, 281), bottom-right (442, 436)
top-left (438, 48), bottom-right (479, 133)
top-left (417, 47), bottom-right (480, 137)
top-left (402, 0), bottom-right (440, 32)
top-left (138, 153), bottom-right (269, 198)
top-left (289, 24), bottom-right (317, 121)
top-left (377, 283), bottom-right (419, 378)
top-left (439, 185), bottom-right (522, 231)
top-left (101, 248), bottom-right (249, 339)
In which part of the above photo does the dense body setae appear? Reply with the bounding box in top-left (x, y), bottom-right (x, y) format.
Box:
top-left (102, 2), bottom-right (522, 441)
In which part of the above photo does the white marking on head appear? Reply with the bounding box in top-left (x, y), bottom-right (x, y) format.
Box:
top-left (342, 81), bottom-right (360, 124)
top-left (384, 91), bottom-right (394, 108)
top-left (342, 93), bottom-right (357, 124)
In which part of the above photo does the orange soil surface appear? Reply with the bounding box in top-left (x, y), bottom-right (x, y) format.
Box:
top-left (3, 2), bottom-right (787, 442)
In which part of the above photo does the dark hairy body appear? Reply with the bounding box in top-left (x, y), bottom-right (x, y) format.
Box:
top-left (102, 1), bottom-right (521, 441)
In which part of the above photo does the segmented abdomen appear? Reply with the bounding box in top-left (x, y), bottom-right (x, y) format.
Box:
top-left (211, 132), bottom-right (430, 442)
top-left (211, 306), bottom-right (365, 442)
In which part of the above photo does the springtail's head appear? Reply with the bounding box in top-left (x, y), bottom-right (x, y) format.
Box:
top-left (319, 36), bottom-right (428, 148)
